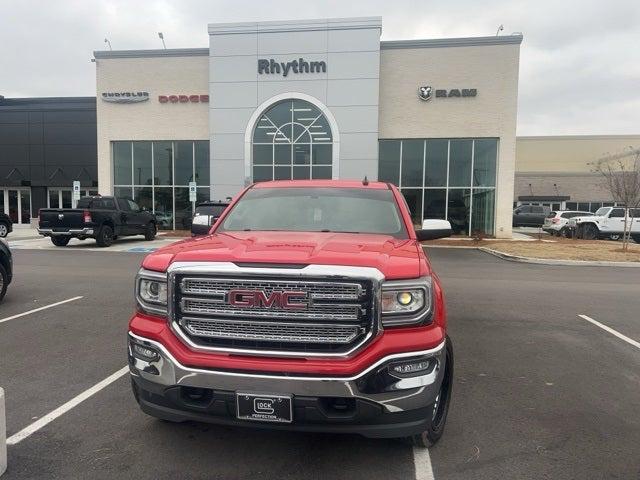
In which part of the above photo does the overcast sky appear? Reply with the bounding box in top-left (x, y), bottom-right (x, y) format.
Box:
top-left (1, 0), bottom-right (639, 135)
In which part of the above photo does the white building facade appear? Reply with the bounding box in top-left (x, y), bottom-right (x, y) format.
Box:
top-left (94, 17), bottom-right (521, 237)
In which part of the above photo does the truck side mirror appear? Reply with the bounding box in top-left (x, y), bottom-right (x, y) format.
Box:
top-left (416, 219), bottom-right (453, 241)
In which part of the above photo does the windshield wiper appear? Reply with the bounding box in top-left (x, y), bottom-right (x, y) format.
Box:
top-left (320, 229), bottom-right (361, 234)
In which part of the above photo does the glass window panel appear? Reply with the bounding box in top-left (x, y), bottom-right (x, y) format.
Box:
top-left (196, 187), bottom-right (210, 205)
top-left (174, 141), bottom-right (194, 185)
top-left (425, 140), bottom-right (448, 187)
top-left (153, 141), bottom-right (173, 185)
top-left (447, 189), bottom-right (471, 235)
top-left (132, 142), bottom-right (152, 186)
top-left (253, 166), bottom-right (273, 182)
top-left (113, 141), bottom-right (132, 185)
top-left (263, 101), bottom-right (292, 135)
top-left (312, 166), bottom-right (332, 179)
top-left (401, 140), bottom-right (424, 188)
top-left (253, 145), bottom-right (273, 165)
top-left (61, 190), bottom-right (72, 208)
top-left (274, 144), bottom-right (291, 165)
top-left (114, 187), bottom-right (133, 201)
top-left (194, 141), bottom-right (210, 185)
top-left (378, 140), bottom-right (400, 185)
top-left (274, 166), bottom-right (291, 180)
top-left (20, 190), bottom-right (31, 224)
top-left (8, 191), bottom-right (18, 223)
top-left (565, 202), bottom-right (577, 210)
top-left (49, 189), bottom-right (59, 208)
top-left (294, 144), bottom-right (310, 165)
top-left (471, 188), bottom-right (495, 236)
top-left (154, 187), bottom-right (173, 230)
top-left (589, 203), bottom-right (601, 213)
top-left (307, 116), bottom-right (332, 141)
top-left (174, 187), bottom-right (192, 230)
top-left (0, 190), bottom-right (4, 213)
top-left (254, 118), bottom-right (277, 143)
top-left (89, 190), bottom-right (99, 196)
top-left (473, 139), bottom-right (497, 187)
top-left (312, 144), bottom-right (332, 165)
top-left (134, 187), bottom-right (153, 212)
top-left (292, 124), bottom-right (310, 143)
top-left (578, 202), bottom-right (590, 211)
top-left (293, 166), bottom-right (311, 180)
top-left (401, 189), bottom-right (423, 225)
top-left (449, 140), bottom-right (472, 187)
top-left (423, 189), bottom-right (447, 220)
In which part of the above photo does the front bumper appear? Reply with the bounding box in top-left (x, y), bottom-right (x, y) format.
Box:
top-left (128, 332), bottom-right (446, 438)
top-left (38, 227), bottom-right (94, 237)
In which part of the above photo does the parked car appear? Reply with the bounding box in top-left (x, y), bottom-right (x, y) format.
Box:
top-left (38, 196), bottom-right (157, 247)
top-left (0, 213), bottom-right (12, 238)
top-left (129, 180), bottom-right (454, 447)
top-left (543, 210), bottom-right (593, 237)
top-left (0, 237), bottom-right (12, 302)
top-left (568, 207), bottom-right (640, 241)
top-left (513, 205), bottom-right (551, 227)
top-left (190, 200), bottom-right (230, 236)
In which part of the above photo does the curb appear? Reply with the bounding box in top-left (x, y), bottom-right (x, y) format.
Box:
top-left (478, 247), bottom-right (640, 267)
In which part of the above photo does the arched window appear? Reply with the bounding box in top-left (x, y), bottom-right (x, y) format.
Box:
top-left (252, 99), bottom-right (333, 181)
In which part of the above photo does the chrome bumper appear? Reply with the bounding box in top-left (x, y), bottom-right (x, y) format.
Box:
top-left (38, 228), bottom-right (94, 236)
top-left (128, 332), bottom-right (446, 414)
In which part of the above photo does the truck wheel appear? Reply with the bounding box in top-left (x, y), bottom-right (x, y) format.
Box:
top-left (96, 225), bottom-right (114, 247)
top-left (582, 224), bottom-right (599, 240)
top-left (0, 263), bottom-right (7, 302)
top-left (144, 222), bottom-right (157, 241)
top-left (559, 227), bottom-right (570, 238)
top-left (51, 236), bottom-right (71, 247)
top-left (407, 337), bottom-right (454, 448)
top-left (0, 222), bottom-right (8, 238)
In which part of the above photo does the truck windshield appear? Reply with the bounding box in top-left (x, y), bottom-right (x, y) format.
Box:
top-left (219, 187), bottom-right (408, 238)
top-left (594, 207), bottom-right (611, 216)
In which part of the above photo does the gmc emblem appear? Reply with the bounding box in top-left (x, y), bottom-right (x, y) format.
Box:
top-left (228, 289), bottom-right (307, 310)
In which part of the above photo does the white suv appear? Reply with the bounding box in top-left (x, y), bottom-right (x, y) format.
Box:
top-left (543, 210), bottom-right (593, 237)
top-left (568, 207), bottom-right (640, 241)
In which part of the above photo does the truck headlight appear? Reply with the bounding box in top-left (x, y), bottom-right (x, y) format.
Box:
top-left (135, 269), bottom-right (168, 316)
top-left (381, 277), bottom-right (432, 327)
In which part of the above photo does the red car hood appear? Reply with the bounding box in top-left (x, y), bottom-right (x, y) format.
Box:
top-left (143, 231), bottom-right (426, 280)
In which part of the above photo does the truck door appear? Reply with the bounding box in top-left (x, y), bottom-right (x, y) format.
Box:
top-left (607, 208), bottom-right (626, 234)
top-left (116, 198), bottom-right (135, 235)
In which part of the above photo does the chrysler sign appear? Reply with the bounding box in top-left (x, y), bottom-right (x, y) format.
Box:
top-left (101, 91), bottom-right (149, 103)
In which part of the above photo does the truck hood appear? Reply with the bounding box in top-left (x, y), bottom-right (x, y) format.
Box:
top-left (142, 231), bottom-right (425, 280)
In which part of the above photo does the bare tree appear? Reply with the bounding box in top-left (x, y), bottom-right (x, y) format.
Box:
top-left (593, 147), bottom-right (640, 251)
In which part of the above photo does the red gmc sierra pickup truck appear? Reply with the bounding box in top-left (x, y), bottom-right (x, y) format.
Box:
top-left (128, 179), bottom-right (454, 447)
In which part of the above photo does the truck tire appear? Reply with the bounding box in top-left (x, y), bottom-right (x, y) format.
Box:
top-left (0, 263), bottom-right (7, 302)
top-left (51, 236), bottom-right (71, 247)
top-left (407, 336), bottom-right (454, 448)
top-left (582, 223), bottom-right (599, 240)
top-left (0, 221), bottom-right (9, 238)
top-left (559, 227), bottom-right (571, 238)
top-left (96, 225), bottom-right (114, 247)
top-left (144, 222), bottom-right (157, 241)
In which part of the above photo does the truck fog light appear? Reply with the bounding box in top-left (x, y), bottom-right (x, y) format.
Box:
top-left (132, 343), bottom-right (160, 362)
top-left (389, 358), bottom-right (434, 377)
top-left (397, 292), bottom-right (414, 306)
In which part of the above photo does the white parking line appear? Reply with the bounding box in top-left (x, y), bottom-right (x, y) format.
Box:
top-left (0, 296), bottom-right (83, 325)
top-left (413, 446), bottom-right (435, 480)
top-left (578, 314), bottom-right (640, 350)
top-left (6, 366), bottom-right (129, 445)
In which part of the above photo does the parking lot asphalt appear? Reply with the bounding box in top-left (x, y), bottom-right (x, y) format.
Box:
top-left (0, 246), bottom-right (639, 479)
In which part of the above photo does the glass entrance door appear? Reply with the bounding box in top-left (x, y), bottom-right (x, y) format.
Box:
top-left (2, 189), bottom-right (32, 225)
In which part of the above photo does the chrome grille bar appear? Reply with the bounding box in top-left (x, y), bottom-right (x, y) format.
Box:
top-left (183, 317), bottom-right (362, 344)
top-left (181, 277), bottom-right (363, 300)
top-left (181, 297), bottom-right (362, 321)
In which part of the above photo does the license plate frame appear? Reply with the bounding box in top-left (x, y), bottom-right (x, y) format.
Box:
top-left (236, 392), bottom-right (293, 423)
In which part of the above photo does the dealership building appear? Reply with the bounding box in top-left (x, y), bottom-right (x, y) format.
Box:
top-left (93, 17), bottom-right (522, 237)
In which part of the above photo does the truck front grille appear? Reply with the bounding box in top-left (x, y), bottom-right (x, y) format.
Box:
top-left (174, 275), bottom-right (374, 354)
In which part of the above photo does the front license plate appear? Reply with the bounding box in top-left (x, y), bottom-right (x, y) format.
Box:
top-left (236, 392), bottom-right (293, 423)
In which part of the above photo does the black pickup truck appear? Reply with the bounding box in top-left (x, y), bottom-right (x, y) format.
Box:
top-left (38, 196), bottom-right (157, 247)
